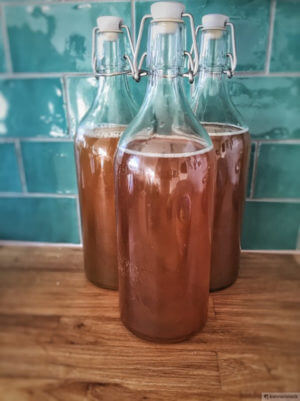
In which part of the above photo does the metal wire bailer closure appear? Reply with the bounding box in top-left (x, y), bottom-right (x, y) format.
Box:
top-left (92, 18), bottom-right (135, 77)
top-left (193, 14), bottom-right (237, 78)
top-left (132, 10), bottom-right (199, 83)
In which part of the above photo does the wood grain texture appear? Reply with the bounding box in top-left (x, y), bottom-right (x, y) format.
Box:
top-left (0, 246), bottom-right (299, 400)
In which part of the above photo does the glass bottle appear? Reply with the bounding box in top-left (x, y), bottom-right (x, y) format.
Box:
top-left (114, 2), bottom-right (216, 342)
top-left (75, 16), bottom-right (137, 289)
top-left (191, 14), bottom-right (251, 291)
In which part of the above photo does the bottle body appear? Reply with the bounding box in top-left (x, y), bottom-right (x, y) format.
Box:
top-left (205, 124), bottom-right (250, 290)
top-left (75, 24), bottom-right (137, 289)
top-left (115, 12), bottom-right (216, 342)
top-left (75, 126), bottom-right (125, 289)
top-left (115, 136), bottom-right (215, 341)
top-left (192, 20), bottom-right (250, 291)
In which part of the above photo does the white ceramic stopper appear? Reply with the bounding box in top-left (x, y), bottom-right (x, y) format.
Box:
top-left (97, 16), bottom-right (122, 40)
top-left (202, 14), bottom-right (229, 30)
top-left (151, 2), bottom-right (185, 34)
top-left (151, 2), bottom-right (185, 19)
top-left (97, 16), bottom-right (122, 32)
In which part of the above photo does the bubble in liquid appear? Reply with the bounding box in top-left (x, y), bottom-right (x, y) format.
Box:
top-left (180, 162), bottom-right (187, 174)
top-left (235, 160), bottom-right (241, 173)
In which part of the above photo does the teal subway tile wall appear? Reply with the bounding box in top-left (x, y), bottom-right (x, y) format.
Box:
top-left (5, 2), bottom-right (131, 73)
top-left (0, 0), bottom-right (299, 249)
top-left (0, 14), bottom-right (7, 72)
top-left (0, 79), bottom-right (67, 137)
top-left (0, 143), bottom-right (22, 192)
top-left (21, 141), bottom-right (77, 194)
top-left (270, 0), bottom-right (300, 72)
top-left (0, 197), bottom-right (80, 243)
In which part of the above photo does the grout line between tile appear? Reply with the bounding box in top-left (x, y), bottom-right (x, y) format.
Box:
top-left (0, 240), bottom-right (299, 253)
top-left (235, 71), bottom-right (300, 78)
top-left (249, 142), bottom-right (260, 198)
top-left (0, 137), bottom-right (74, 143)
top-left (76, 195), bottom-right (83, 244)
top-left (0, 71), bottom-right (300, 81)
top-left (61, 76), bottom-right (73, 137)
top-left (0, 4), bottom-right (13, 73)
top-left (1, 0), bottom-right (131, 6)
top-left (0, 240), bottom-right (82, 247)
top-left (0, 194), bottom-right (298, 203)
top-left (0, 192), bottom-right (77, 198)
top-left (246, 197), bottom-right (300, 203)
top-left (1, 137), bottom-right (299, 144)
top-left (242, 249), bottom-right (300, 254)
top-left (265, 0), bottom-right (276, 74)
top-left (235, 71), bottom-right (266, 77)
top-left (266, 72), bottom-right (300, 77)
top-left (249, 142), bottom-right (258, 199)
top-left (255, 139), bottom-right (300, 144)
top-left (131, 0), bottom-right (136, 46)
top-left (0, 72), bottom-right (94, 79)
top-left (14, 139), bottom-right (27, 193)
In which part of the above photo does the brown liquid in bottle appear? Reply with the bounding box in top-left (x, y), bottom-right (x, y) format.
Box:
top-left (75, 126), bottom-right (125, 289)
top-left (204, 123), bottom-right (251, 291)
top-left (115, 136), bottom-right (215, 342)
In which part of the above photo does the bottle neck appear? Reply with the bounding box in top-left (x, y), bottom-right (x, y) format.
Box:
top-left (193, 28), bottom-right (230, 103)
top-left (77, 32), bottom-right (136, 130)
top-left (94, 30), bottom-right (130, 108)
top-left (192, 29), bottom-right (244, 128)
top-left (130, 21), bottom-right (202, 138)
top-left (91, 30), bottom-right (136, 122)
top-left (199, 28), bottom-right (228, 73)
top-left (143, 19), bottom-right (187, 110)
top-left (147, 21), bottom-right (184, 77)
top-left (95, 31), bottom-right (125, 74)
top-left (142, 20), bottom-right (190, 127)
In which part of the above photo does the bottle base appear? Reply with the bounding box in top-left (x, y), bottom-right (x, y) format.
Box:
top-left (122, 320), bottom-right (205, 343)
top-left (85, 274), bottom-right (118, 291)
top-left (210, 275), bottom-right (238, 292)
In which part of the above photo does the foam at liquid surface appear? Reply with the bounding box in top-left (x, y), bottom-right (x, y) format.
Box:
top-left (82, 126), bottom-right (126, 139)
top-left (120, 135), bottom-right (213, 158)
top-left (202, 123), bottom-right (248, 136)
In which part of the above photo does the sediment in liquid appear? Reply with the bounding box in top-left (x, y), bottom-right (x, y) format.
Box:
top-left (115, 135), bottom-right (215, 342)
top-left (203, 123), bottom-right (251, 291)
top-left (75, 126), bottom-right (125, 289)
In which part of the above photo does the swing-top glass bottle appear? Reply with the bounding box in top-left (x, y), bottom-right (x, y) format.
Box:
top-left (114, 2), bottom-right (216, 342)
top-left (191, 14), bottom-right (251, 291)
top-left (75, 16), bottom-right (137, 289)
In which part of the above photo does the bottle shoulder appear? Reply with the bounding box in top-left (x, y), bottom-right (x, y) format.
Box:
top-left (192, 77), bottom-right (248, 130)
top-left (77, 76), bottom-right (137, 132)
top-left (117, 80), bottom-right (213, 154)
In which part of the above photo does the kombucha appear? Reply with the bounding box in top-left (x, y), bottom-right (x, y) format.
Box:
top-left (75, 126), bottom-right (125, 289)
top-left (205, 123), bottom-right (251, 291)
top-left (115, 135), bottom-right (215, 342)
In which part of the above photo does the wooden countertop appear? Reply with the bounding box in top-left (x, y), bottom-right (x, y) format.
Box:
top-left (0, 246), bottom-right (299, 400)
